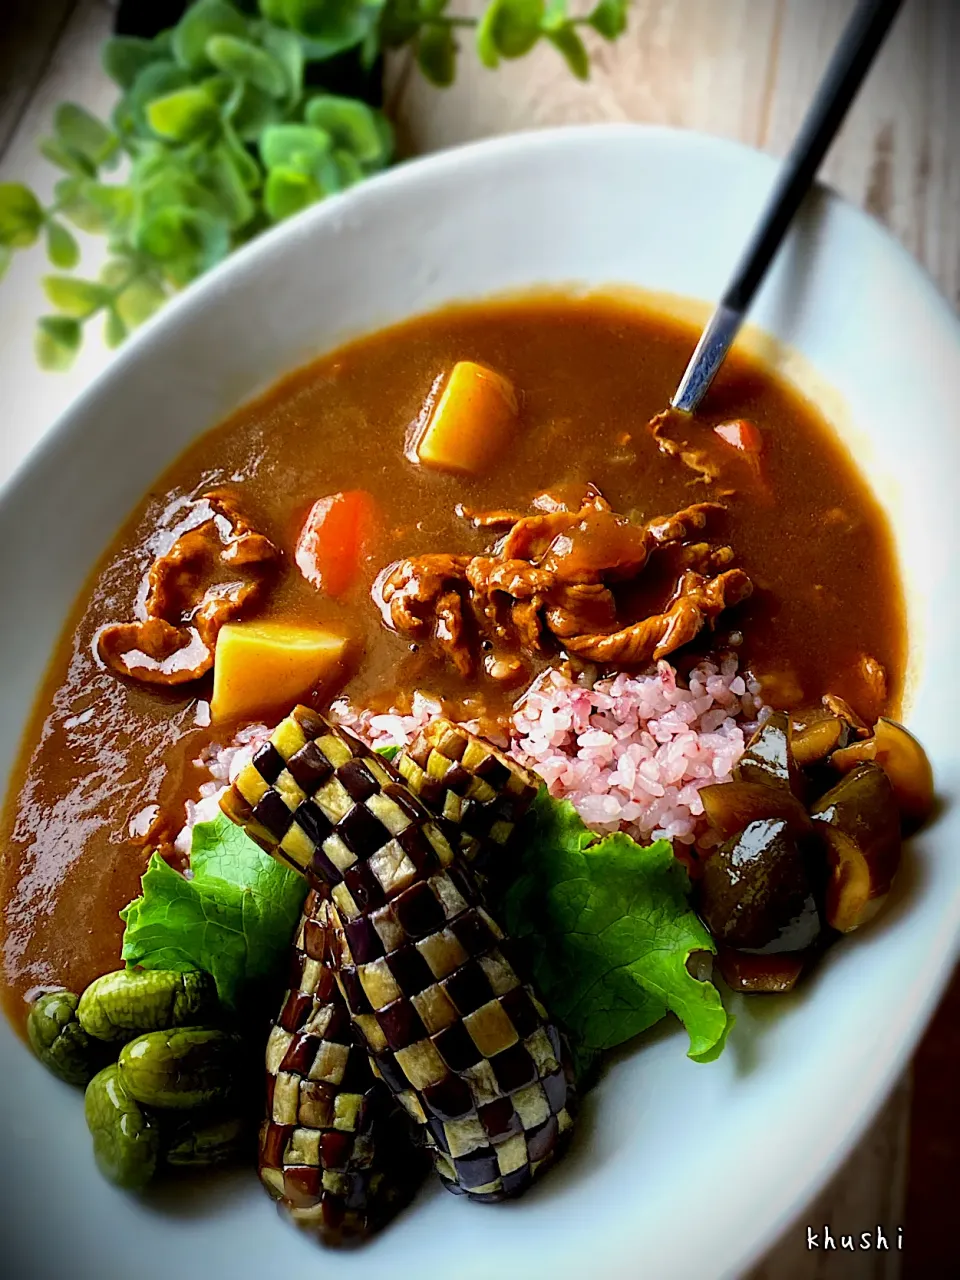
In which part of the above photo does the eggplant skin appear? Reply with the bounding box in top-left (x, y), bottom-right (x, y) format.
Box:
top-left (698, 818), bottom-right (821, 953)
top-left (810, 763), bottom-right (902, 931)
top-left (259, 890), bottom-right (426, 1248)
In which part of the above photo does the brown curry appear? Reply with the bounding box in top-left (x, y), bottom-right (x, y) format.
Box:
top-left (0, 293), bottom-right (905, 1032)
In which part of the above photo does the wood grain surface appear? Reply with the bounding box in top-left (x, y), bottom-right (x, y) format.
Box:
top-left (0, 1), bottom-right (957, 1275)
top-left (390, 0), bottom-right (960, 307)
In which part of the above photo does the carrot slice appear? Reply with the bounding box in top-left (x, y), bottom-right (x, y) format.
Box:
top-left (294, 490), bottom-right (376, 598)
top-left (713, 419), bottom-right (764, 453)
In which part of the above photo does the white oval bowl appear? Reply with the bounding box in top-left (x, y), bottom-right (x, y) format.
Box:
top-left (2, 125), bottom-right (959, 1280)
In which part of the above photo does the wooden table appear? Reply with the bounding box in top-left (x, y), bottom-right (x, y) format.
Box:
top-left (1, 2), bottom-right (957, 1275)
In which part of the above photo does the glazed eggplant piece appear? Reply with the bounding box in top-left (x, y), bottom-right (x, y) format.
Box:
top-left (260, 890), bottom-right (421, 1247)
top-left (698, 818), bottom-right (821, 953)
top-left (733, 711), bottom-right (802, 795)
top-left (223, 707), bottom-right (575, 1204)
top-left (699, 711), bottom-right (812, 840)
top-left (810, 763), bottom-right (902, 932)
top-left (715, 948), bottom-right (806, 994)
top-left (699, 780), bottom-right (812, 842)
top-left (831, 717), bottom-right (934, 828)
top-left (791, 715), bottom-right (844, 768)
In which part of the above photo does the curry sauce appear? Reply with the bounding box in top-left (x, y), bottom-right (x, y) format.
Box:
top-left (0, 294), bottom-right (905, 1032)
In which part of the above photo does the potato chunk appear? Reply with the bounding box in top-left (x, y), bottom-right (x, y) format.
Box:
top-left (416, 361), bottom-right (518, 475)
top-left (211, 622), bottom-right (347, 722)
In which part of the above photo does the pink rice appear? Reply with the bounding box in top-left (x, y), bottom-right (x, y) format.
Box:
top-left (176, 658), bottom-right (766, 856)
top-left (174, 720), bottom-right (270, 855)
top-left (333, 657), bottom-right (766, 851)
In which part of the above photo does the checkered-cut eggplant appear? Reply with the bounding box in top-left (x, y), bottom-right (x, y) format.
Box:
top-left (396, 721), bottom-right (540, 882)
top-left (259, 890), bottom-right (424, 1246)
top-left (221, 707), bottom-right (576, 1201)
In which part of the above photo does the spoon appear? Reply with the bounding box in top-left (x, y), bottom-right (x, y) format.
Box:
top-left (671, 0), bottom-right (904, 414)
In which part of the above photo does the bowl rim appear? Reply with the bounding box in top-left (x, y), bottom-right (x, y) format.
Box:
top-left (3, 121), bottom-right (957, 513)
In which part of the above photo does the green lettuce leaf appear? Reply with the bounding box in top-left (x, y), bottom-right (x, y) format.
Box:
top-left (120, 813), bottom-right (307, 1009)
top-left (499, 790), bottom-right (732, 1074)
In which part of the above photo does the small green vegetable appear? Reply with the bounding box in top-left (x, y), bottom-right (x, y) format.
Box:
top-left (77, 968), bottom-right (218, 1042)
top-left (120, 813), bottom-right (308, 1008)
top-left (499, 790), bottom-right (733, 1075)
top-left (1, 0), bottom-right (629, 370)
top-left (84, 1064), bottom-right (161, 1191)
top-left (27, 991), bottom-right (108, 1087)
top-left (118, 1027), bottom-right (243, 1110)
top-left (164, 1113), bottom-right (249, 1167)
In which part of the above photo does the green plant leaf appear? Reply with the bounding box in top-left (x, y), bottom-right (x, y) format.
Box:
top-left (477, 0), bottom-right (544, 65)
top-left (416, 24), bottom-right (456, 87)
top-left (135, 206), bottom-right (231, 282)
top-left (221, 122), bottom-right (262, 189)
top-left (379, 0), bottom-right (423, 47)
top-left (104, 308), bottom-right (128, 349)
top-left (588, 0), bottom-right (628, 40)
top-left (39, 137), bottom-right (97, 178)
top-left (120, 817), bottom-right (307, 1009)
top-left (259, 0), bottom-right (288, 22)
top-left (122, 62), bottom-right (193, 136)
top-left (303, 95), bottom-right (388, 165)
top-left (115, 275), bottom-right (168, 328)
top-left (259, 24), bottom-right (304, 100)
top-left (42, 275), bottom-right (108, 318)
top-left (53, 104), bottom-right (118, 170)
top-left (205, 34), bottom-right (288, 97)
top-left (541, 0), bottom-right (571, 29)
top-left (172, 0), bottom-right (248, 71)
top-left (225, 80), bottom-right (284, 140)
top-left (499, 791), bottom-right (732, 1071)
top-left (147, 86), bottom-right (221, 142)
top-left (58, 180), bottom-right (134, 236)
top-left (0, 245), bottom-right (10, 282)
top-left (44, 220), bottom-right (81, 269)
top-left (35, 316), bottom-right (82, 371)
top-left (259, 122), bottom-right (331, 173)
top-left (333, 147), bottom-right (364, 186)
top-left (133, 155), bottom-right (223, 226)
top-left (102, 35), bottom-right (162, 89)
top-left (264, 165), bottom-right (323, 221)
top-left (199, 71), bottom-right (238, 109)
top-left (282, 0), bottom-right (384, 60)
top-left (99, 259), bottom-right (135, 289)
top-left (546, 25), bottom-right (589, 79)
top-left (0, 183), bottom-right (44, 248)
top-left (154, 30), bottom-right (176, 57)
top-left (198, 145), bottom-right (258, 227)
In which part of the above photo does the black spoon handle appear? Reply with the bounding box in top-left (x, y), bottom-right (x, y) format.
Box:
top-left (672, 0), bottom-right (904, 413)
